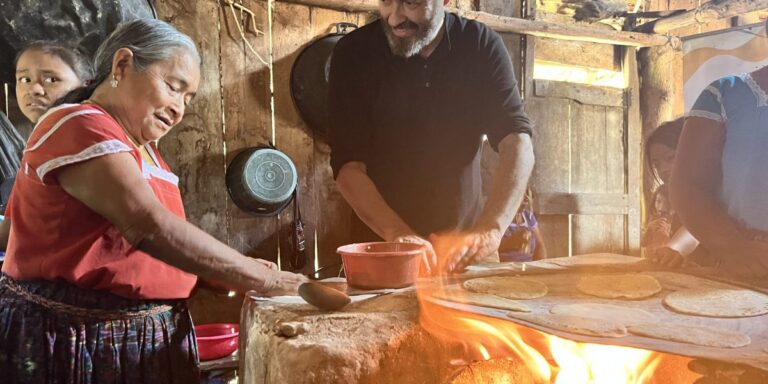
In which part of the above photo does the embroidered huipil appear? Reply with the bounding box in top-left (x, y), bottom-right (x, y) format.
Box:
top-left (1, 103), bottom-right (197, 299)
top-left (688, 74), bottom-right (768, 233)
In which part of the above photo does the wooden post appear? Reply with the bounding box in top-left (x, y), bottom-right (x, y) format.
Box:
top-left (624, 47), bottom-right (642, 256)
top-left (637, 44), bottom-right (684, 244)
top-left (155, 0), bottom-right (242, 324)
top-left (277, 0), bottom-right (677, 47)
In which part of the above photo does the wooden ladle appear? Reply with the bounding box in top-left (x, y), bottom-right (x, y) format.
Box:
top-left (298, 281), bottom-right (351, 311)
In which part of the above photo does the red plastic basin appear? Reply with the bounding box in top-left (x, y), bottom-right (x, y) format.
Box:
top-left (195, 323), bottom-right (239, 361)
top-left (337, 242), bottom-right (425, 289)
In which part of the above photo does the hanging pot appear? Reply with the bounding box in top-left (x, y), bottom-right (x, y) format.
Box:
top-left (226, 146), bottom-right (298, 216)
top-left (290, 22), bottom-right (357, 138)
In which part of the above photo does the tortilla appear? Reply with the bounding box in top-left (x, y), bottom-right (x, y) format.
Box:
top-left (515, 313), bottom-right (627, 338)
top-left (628, 323), bottom-right (751, 348)
top-left (462, 276), bottom-right (548, 300)
top-left (663, 288), bottom-right (768, 318)
top-left (577, 274), bottom-right (662, 300)
top-left (549, 303), bottom-right (658, 326)
top-left (431, 289), bottom-right (531, 312)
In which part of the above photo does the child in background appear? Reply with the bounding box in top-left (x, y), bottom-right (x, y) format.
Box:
top-left (14, 41), bottom-right (94, 123)
top-left (498, 189), bottom-right (547, 262)
top-left (0, 41), bottom-right (94, 249)
top-left (644, 117), bottom-right (700, 267)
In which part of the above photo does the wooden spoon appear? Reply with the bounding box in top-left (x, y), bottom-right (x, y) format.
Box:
top-left (299, 282), bottom-right (351, 311)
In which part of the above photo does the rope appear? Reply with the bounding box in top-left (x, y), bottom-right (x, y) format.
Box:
top-left (0, 276), bottom-right (174, 321)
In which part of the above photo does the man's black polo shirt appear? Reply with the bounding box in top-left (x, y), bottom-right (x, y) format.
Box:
top-left (328, 12), bottom-right (533, 238)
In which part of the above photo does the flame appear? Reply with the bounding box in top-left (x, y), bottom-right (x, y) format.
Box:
top-left (417, 281), bottom-right (696, 384)
top-left (549, 338), bottom-right (660, 384)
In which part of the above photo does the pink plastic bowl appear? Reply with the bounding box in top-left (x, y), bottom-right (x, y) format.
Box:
top-left (195, 323), bottom-right (239, 361)
top-left (337, 242), bottom-right (425, 289)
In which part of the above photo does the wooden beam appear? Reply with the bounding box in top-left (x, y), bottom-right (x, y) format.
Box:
top-left (278, 0), bottom-right (378, 13)
top-left (647, 0), bottom-right (768, 34)
top-left (455, 10), bottom-right (675, 47)
top-left (277, 0), bottom-right (677, 47)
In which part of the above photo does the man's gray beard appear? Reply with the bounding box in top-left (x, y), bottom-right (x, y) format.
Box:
top-left (382, 11), bottom-right (444, 58)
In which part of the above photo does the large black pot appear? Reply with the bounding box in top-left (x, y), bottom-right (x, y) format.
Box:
top-left (290, 22), bottom-right (357, 139)
top-left (226, 147), bottom-right (298, 216)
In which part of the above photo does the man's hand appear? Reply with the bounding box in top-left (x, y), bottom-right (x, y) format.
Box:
top-left (393, 234), bottom-right (437, 276)
top-left (647, 246), bottom-right (687, 268)
top-left (430, 229), bottom-right (503, 274)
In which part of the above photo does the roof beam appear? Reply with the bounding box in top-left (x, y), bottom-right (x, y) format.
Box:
top-left (646, 0), bottom-right (768, 34)
top-left (277, 0), bottom-right (677, 47)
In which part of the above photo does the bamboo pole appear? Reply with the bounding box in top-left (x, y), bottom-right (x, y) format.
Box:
top-left (647, 0), bottom-right (768, 34)
top-left (277, 0), bottom-right (678, 47)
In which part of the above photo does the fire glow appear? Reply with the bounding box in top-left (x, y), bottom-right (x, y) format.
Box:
top-left (417, 283), bottom-right (696, 384)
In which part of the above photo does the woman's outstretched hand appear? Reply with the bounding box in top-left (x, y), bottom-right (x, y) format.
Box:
top-left (257, 269), bottom-right (309, 296)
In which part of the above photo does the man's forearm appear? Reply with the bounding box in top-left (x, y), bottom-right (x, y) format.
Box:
top-left (475, 133), bottom-right (535, 232)
top-left (335, 162), bottom-right (414, 241)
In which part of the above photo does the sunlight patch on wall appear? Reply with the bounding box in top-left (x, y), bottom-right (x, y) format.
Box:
top-left (533, 60), bottom-right (626, 89)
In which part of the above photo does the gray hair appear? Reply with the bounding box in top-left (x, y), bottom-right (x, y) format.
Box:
top-left (61, 18), bottom-right (200, 104)
top-left (94, 18), bottom-right (201, 85)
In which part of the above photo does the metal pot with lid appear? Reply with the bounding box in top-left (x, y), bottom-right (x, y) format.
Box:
top-left (225, 146), bottom-right (298, 216)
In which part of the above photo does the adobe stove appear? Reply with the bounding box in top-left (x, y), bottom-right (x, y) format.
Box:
top-left (238, 254), bottom-right (768, 383)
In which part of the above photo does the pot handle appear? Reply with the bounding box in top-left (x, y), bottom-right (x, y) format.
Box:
top-left (334, 22), bottom-right (358, 35)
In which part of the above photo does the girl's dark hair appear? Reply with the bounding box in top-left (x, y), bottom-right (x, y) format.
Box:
top-left (60, 18), bottom-right (201, 104)
top-left (14, 41), bottom-right (95, 83)
top-left (645, 117), bottom-right (685, 184)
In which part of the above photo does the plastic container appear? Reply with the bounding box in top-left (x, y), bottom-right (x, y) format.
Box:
top-left (337, 242), bottom-right (425, 289)
top-left (195, 323), bottom-right (239, 361)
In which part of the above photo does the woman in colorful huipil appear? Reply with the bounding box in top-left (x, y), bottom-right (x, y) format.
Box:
top-left (673, 22), bottom-right (768, 277)
top-left (0, 19), bottom-right (306, 383)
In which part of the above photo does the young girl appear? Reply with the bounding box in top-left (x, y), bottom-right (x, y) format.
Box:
top-left (14, 41), bottom-right (94, 123)
top-left (644, 117), bottom-right (700, 267)
top-left (0, 42), bottom-right (94, 248)
top-left (498, 189), bottom-right (548, 262)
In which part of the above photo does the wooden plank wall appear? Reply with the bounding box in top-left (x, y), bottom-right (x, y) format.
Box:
top-left (157, 0), bottom-right (526, 324)
top-left (157, 0), bottom-right (372, 324)
top-left (526, 80), bottom-right (630, 258)
top-left (527, 4), bottom-right (635, 258)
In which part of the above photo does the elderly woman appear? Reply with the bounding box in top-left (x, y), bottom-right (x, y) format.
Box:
top-left (0, 19), bottom-right (306, 383)
top-left (14, 41), bottom-right (94, 123)
top-left (673, 50), bottom-right (768, 277)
